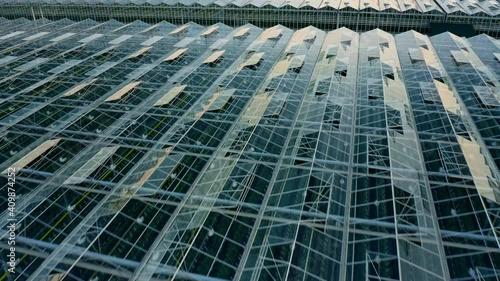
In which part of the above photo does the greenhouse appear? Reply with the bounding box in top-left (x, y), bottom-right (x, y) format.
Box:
top-left (0, 0), bottom-right (499, 35)
top-left (0, 17), bottom-right (499, 281)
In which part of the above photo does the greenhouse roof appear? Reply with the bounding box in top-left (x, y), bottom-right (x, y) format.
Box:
top-left (0, 17), bottom-right (499, 281)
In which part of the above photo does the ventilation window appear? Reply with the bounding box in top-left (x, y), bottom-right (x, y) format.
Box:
top-left (239, 52), bottom-right (264, 71)
top-left (324, 104), bottom-right (342, 129)
top-left (379, 39), bottom-right (389, 50)
top-left (450, 50), bottom-right (470, 66)
top-left (340, 37), bottom-right (351, 50)
top-left (335, 69), bottom-right (347, 77)
top-left (264, 93), bottom-right (287, 118)
top-left (404, 104), bottom-right (414, 129)
top-left (289, 54), bottom-right (305, 73)
top-left (326, 45), bottom-right (338, 60)
top-left (449, 113), bottom-right (471, 140)
top-left (165, 48), bottom-right (188, 63)
top-left (169, 25), bottom-right (188, 35)
top-left (315, 79), bottom-right (330, 96)
top-left (203, 50), bottom-right (225, 66)
top-left (266, 76), bottom-right (282, 92)
top-left (408, 48), bottom-right (424, 64)
top-left (368, 46), bottom-right (379, 62)
top-left (367, 79), bottom-right (383, 100)
top-left (473, 85), bottom-right (498, 108)
top-left (419, 82), bottom-right (440, 104)
top-left (386, 106), bottom-right (403, 134)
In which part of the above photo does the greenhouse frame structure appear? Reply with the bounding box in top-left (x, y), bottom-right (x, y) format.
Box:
top-left (0, 17), bottom-right (499, 281)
